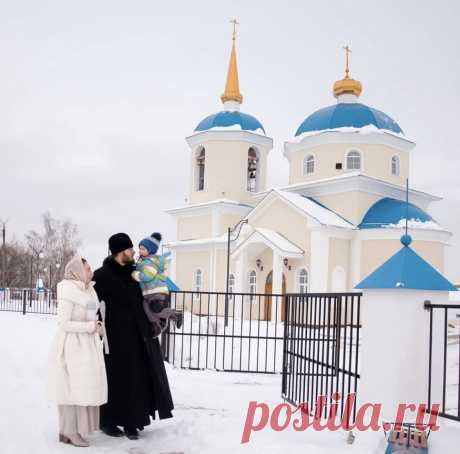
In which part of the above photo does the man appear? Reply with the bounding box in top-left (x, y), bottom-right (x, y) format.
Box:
top-left (93, 233), bottom-right (174, 440)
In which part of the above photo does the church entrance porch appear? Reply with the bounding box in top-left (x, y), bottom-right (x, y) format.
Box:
top-left (231, 226), bottom-right (304, 322)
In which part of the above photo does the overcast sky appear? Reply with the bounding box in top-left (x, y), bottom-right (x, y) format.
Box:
top-left (1, 0), bottom-right (459, 281)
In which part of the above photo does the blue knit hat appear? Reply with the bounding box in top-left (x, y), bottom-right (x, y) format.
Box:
top-left (139, 232), bottom-right (162, 255)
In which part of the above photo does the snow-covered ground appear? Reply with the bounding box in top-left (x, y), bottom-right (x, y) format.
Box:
top-left (1, 312), bottom-right (459, 454)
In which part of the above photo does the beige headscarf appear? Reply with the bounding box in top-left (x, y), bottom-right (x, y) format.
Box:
top-left (64, 255), bottom-right (93, 288)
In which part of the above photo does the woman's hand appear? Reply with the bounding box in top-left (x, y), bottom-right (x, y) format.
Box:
top-left (88, 321), bottom-right (98, 333)
top-left (96, 321), bottom-right (104, 337)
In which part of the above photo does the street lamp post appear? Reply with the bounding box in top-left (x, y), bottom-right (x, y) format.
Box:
top-left (224, 219), bottom-right (248, 326)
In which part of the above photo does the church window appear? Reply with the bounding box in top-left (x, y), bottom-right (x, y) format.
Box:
top-left (248, 270), bottom-right (257, 302)
top-left (297, 268), bottom-right (308, 293)
top-left (247, 147), bottom-right (259, 192)
top-left (303, 154), bottom-right (315, 175)
top-left (391, 155), bottom-right (400, 176)
top-left (195, 147), bottom-right (205, 191)
top-left (346, 150), bottom-right (361, 170)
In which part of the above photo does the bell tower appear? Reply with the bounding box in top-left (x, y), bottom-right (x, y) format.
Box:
top-left (186, 20), bottom-right (273, 206)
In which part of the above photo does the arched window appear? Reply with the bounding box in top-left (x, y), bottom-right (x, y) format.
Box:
top-left (195, 147), bottom-right (205, 191)
top-left (247, 147), bottom-right (259, 192)
top-left (248, 270), bottom-right (257, 302)
top-left (303, 154), bottom-right (315, 175)
top-left (298, 268), bottom-right (308, 293)
top-left (193, 269), bottom-right (202, 299)
top-left (228, 273), bottom-right (235, 300)
top-left (346, 150), bottom-right (361, 170)
top-left (391, 155), bottom-right (400, 176)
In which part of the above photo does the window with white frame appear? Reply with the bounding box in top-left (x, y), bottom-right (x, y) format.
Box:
top-left (228, 273), bottom-right (235, 300)
top-left (195, 147), bottom-right (205, 191)
top-left (298, 268), bottom-right (308, 293)
top-left (193, 269), bottom-right (202, 299)
top-left (248, 270), bottom-right (257, 302)
top-left (303, 154), bottom-right (315, 175)
top-left (247, 147), bottom-right (259, 192)
top-left (391, 155), bottom-right (400, 176)
top-left (346, 150), bottom-right (361, 170)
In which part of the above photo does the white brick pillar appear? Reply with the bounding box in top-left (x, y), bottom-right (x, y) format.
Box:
top-left (358, 289), bottom-right (450, 423)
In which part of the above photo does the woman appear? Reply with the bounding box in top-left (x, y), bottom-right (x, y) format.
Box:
top-left (47, 256), bottom-right (107, 447)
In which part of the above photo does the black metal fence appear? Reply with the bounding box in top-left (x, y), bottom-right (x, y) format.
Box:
top-left (0, 288), bottom-right (57, 315)
top-left (426, 303), bottom-right (460, 422)
top-left (282, 293), bottom-right (361, 425)
top-left (162, 291), bottom-right (285, 373)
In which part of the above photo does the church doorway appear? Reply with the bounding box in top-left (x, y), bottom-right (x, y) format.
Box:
top-left (264, 271), bottom-right (286, 321)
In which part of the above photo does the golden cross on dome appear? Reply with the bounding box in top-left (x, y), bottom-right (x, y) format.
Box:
top-left (343, 45), bottom-right (352, 78)
top-left (230, 18), bottom-right (239, 41)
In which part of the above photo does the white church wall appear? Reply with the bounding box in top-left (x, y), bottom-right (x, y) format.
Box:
top-left (328, 238), bottom-right (350, 291)
top-left (175, 249), bottom-right (210, 297)
top-left (219, 212), bottom-right (246, 236)
top-left (314, 190), bottom-right (381, 226)
top-left (177, 214), bottom-right (213, 240)
top-left (287, 142), bottom-right (409, 188)
top-left (249, 199), bottom-right (310, 251)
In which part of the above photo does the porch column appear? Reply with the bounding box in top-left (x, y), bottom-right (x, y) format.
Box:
top-left (271, 251), bottom-right (283, 322)
top-left (309, 229), bottom-right (329, 292)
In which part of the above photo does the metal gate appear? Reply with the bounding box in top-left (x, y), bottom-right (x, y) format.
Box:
top-left (162, 290), bottom-right (285, 373)
top-left (426, 302), bottom-right (460, 422)
top-left (282, 292), bottom-right (361, 423)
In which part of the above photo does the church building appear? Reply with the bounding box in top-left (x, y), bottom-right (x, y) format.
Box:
top-left (165, 29), bottom-right (451, 321)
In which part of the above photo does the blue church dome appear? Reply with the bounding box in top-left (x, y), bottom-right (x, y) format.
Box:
top-left (195, 111), bottom-right (265, 134)
top-left (359, 198), bottom-right (434, 229)
top-left (295, 102), bottom-right (403, 137)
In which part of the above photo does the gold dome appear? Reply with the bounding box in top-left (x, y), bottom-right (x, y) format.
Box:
top-left (333, 45), bottom-right (362, 98)
top-left (333, 77), bottom-right (362, 98)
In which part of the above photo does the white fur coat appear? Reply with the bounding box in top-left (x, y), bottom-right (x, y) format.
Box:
top-left (46, 280), bottom-right (107, 406)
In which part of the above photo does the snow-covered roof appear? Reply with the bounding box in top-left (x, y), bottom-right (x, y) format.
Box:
top-left (165, 236), bottom-right (228, 248)
top-left (194, 111), bottom-right (266, 135)
top-left (358, 197), bottom-right (441, 230)
top-left (355, 242), bottom-right (457, 291)
top-left (256, 189), bottom-right (354, 229)
top-left (295, 102), bottom-right (403, 137)
top-left (293, 124), bottom-right (407, 143)
top-left (231, 227), bottom-right (304, 258)
top-left (166, 199), bottom-right (253, 216)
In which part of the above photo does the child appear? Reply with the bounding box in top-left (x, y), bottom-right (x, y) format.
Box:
top-left (132, 232), bottom-right (183, 338)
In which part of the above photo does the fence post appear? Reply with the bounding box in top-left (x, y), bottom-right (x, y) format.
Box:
top-left (22, 289), bottom-right (27, 315)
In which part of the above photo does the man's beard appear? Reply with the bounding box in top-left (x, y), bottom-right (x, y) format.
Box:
top-left (120, 252), bottom-right (134, 265)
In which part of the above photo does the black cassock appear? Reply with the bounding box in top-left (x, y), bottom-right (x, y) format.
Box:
top-left (93, 256), bottom-right (174, 430)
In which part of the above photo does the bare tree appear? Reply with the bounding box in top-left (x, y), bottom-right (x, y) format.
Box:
top-left (25, 213), bottom-right (82, 288)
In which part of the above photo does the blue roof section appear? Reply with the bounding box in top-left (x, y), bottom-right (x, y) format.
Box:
top-left (295, 102), bottom-right (403, 136)
top-left (355, 245), bottom-right (457, 291)
top-left (195, 111), bottom-right (265, 134)
top-left (359, 198), bottom-right (434, 229)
